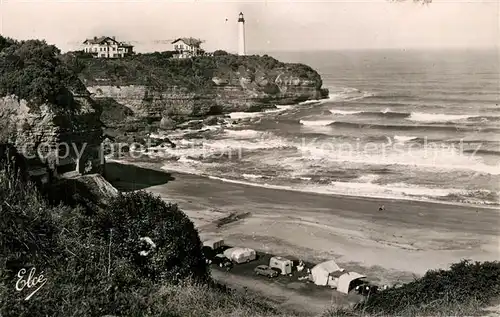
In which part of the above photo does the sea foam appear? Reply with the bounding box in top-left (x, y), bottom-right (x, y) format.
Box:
top-left (329, 109), bottom-right (362, 115)
top-left (407, 112), bottom-right (476, 123)
top-left (299, 119), bottom-right (335, 126)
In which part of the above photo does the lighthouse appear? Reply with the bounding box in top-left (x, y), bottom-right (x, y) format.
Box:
top-left (238, 12), bottom-right (246, 56)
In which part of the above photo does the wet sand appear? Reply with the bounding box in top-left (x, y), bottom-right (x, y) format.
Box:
top-left (105, 160), bottom-right (500, 285)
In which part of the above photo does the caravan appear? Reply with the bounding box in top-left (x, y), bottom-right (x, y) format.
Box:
top-left (269, 256), bottom-right (293, 275)
top-left (223, 247), bottom-right (256, 264)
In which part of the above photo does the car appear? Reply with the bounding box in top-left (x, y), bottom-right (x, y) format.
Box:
top-left (211, 254), bottom-right (233, 270)
top-left (254, 265), bottom-right (279, 278)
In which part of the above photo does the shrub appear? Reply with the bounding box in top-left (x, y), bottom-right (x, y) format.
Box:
top-left (213, 50), bottom-right (229, 56)
top-left (356, 259), bottom-right (500, 316)
top-left (96, 191), bottom-right (210, 284)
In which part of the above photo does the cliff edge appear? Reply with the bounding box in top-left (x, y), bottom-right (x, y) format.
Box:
top-left (63, 52), bottom-right (329, 133)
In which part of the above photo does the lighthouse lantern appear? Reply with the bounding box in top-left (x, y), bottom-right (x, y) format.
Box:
top-left (238, 12), bottom-right (246, 55)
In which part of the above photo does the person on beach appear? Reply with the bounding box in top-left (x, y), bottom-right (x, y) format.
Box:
top-left (379, 205), bottom-right (385, 211)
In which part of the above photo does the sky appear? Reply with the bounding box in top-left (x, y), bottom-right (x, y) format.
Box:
top-left (0, 0), bottom-right (498, 53)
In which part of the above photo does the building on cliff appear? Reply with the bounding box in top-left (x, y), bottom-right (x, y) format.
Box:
top-left (83, 36), bottom-right (134, 58)
top-left (171, 37), bottom-right (204, 59)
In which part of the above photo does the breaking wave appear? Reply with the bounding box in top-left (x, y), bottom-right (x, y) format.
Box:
top-left (200, 174), bottom-right (499, 207)
top-left (300, 119), bottom-right (335, 126)
top-left (407, 112), bottom-right (478, 123)
top-left (325, 121), bottom-right (500, 133)
top-left (327, 109), bottom-right (500, 123)
top-left (394, 136), bottom-right (418, 143)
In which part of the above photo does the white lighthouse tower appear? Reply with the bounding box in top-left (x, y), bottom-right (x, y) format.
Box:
top-left (238, 12), bottom-right (246, 56)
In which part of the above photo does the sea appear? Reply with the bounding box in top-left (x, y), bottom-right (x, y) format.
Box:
top-left (152, 49), bottom-right (500, 207)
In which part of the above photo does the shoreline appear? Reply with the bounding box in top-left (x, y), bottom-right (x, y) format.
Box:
top-left (105, 158), bottom-right (500, 285)
top-left (108, 157), bottom-right (500, 211)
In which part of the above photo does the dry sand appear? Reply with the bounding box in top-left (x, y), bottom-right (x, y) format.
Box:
top-left (106, 160), bottom-right (500, 286)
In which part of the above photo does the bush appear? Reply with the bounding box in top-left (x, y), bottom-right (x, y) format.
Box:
top-left (213, 50), bottom-right (229, 56)
top-left (356, 259), bottom-right (500, 316)
top-left (96, 191), bottom-right (210, 284)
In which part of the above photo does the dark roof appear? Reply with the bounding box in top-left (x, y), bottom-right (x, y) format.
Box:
top-left (83, 36), bottom-right (117, 45)
top-left (83, 36), bottom-right (133, 48)
top-left (171, 37), bottom-right (203, 47)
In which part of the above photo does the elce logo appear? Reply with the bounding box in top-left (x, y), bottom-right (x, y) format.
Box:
top-left (15, 267), bottom-right (47, 301)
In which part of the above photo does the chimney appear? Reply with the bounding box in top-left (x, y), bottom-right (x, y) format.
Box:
top-left (112, 36), bottom-right (116, 40)
top-left (94, 36), bottom-right (97, 40)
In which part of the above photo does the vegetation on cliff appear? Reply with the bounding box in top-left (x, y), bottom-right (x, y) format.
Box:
top-left (0, 151), bottom-right (216, 317)
top-left (0, 36), bottom-right (88, 110)
top-left (356, 259), bottom-right (500, 316)
top-left (65, 51), bottom-right (324, 92)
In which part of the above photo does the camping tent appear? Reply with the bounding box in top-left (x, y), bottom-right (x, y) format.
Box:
top-left (337, 272), bottom-right (366, 294)
top-left (310, 260), bottom-right (342, 286)
top-left (223, 247), bottom-right (256, 264)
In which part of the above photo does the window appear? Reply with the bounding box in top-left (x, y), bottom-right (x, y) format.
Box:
top-left (113, 53), bottom-right (118, 57)
top-left (101, 54), bottom-right (106, 57)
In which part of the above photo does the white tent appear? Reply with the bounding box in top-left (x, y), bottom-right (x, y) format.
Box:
top-left (223, 247), bottom-right (256, 264)
top-left (337, 272), bottom-right (366, 294)
top-left (310, 260), bottom-right (342, 286)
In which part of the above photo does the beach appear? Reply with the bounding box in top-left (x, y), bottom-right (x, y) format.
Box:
top-left (106, 160), bottom-right (500, 286)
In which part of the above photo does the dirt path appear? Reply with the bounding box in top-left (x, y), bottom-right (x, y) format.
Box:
top-left (211, 269), bottom-right (338, 316)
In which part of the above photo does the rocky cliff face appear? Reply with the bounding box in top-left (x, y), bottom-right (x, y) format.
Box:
top-left (0, 94), bottom-right (103, 178)
top-left (75, 54), bottom-right (328, 130)
top-left (0, 37), bottom-right (104, 179)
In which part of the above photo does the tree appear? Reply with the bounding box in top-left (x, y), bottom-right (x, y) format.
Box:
top-left (96, 191), bottom-right (209, 283)
top-left (213, 50), bottom-right (229, 56)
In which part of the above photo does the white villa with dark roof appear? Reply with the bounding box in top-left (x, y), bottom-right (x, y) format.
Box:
top-left (171, 37), bottom-right (204, 58)
top-left (82, 36), bottom-right (134, 58)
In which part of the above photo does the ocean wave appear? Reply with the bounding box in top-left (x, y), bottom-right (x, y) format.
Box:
top-left (327, 109), bottom-right (500, 124)
top-left (228, 105), bottom-right (293, 120)
top-left (329, 109), bottom-right (362, 115)
top-left (394, 136), bottom-right (418, 143)
top-left (462, 149), bottom-right (500, 156)
top-left (362, 94), bottom-right (500, 104)
top-left (224, 129), bottom-right (264, 139)
top-left (407, 112), bottom-right (477, 123)
top-left (242, 173), bottom-right (266, 180)
top-left (325, 121), bottom-right (500, 133)
top-left (300, 119), bottom-right (335, 126)
top-left (437, 190), bottom-right (500, 206)
top-left (329, 108), bottom-right (410, 118)
top-left (295, 141), bottom-right (500, 175)
top-left (228, 111), bottom-right (265, 120)
top-left (202, 173), bottom-right (498, 207)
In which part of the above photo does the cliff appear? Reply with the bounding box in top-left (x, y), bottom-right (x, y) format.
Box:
top-left (63, 52), bottom-right (328, 133)
top-left (0, 37), bottom-right (104, 179)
